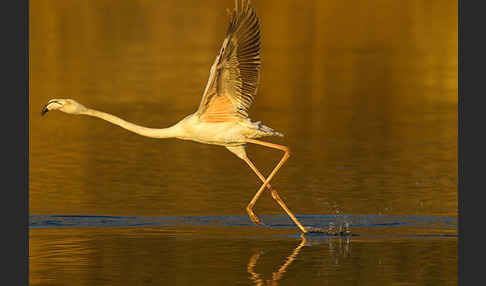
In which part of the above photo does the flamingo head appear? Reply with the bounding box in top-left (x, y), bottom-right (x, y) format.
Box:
top-left (41, 99), bottom-right (87, 116)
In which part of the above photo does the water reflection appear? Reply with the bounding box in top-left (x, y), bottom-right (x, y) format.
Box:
top-left (247, 234), bottom-right (351, 285)
top-left (30, 226), bottom-right (457, 286)
top-left (326, 236), bottom-right (352, 265)
top-left (248, 235), bottom-right (307, 285)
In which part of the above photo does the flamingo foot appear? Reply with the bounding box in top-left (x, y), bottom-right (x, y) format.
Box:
top-left (246, 207), bottom-right (264, 225)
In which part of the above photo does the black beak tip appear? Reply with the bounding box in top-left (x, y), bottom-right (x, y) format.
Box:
top-left (41, 107), bottom-right (48, 116)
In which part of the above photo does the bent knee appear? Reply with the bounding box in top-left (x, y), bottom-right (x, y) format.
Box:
top-left (284, 146), bottom-right (291, 156)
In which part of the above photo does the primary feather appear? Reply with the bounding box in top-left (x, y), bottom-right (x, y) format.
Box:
top-left (196, 0), bottom-right (261, 123)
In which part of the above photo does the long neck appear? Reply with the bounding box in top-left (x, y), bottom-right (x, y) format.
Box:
top-left (81, 108), bottom-right (179, 139)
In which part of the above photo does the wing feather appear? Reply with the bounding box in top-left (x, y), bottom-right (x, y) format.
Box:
top-left (196, 0), bottom-right (261, 123)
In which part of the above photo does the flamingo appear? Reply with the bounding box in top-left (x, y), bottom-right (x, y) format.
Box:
top-left (41, 0), bottom-right (309, 233)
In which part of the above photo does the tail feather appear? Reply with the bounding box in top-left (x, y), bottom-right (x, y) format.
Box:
top-left (254, 121), bottom-right (284, 137)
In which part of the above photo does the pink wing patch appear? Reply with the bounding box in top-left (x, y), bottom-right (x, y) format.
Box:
top-left (200, 96), bottom-right (235, 123)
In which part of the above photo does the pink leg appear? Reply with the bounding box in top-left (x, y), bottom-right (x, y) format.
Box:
top-left (243, 157), bottom-right (274, 225)
top-left (244, 139), bottom-right (307, 233)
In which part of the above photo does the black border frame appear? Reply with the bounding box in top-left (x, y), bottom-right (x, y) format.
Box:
top-left (3, 0), bottom-right (29, 285)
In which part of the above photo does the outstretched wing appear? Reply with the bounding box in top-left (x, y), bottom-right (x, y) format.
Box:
top-left (195, 0), bottom-right (261, 123)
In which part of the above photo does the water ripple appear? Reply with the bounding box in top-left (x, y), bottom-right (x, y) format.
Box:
top-left (30, 214), bottom-right (457, 236)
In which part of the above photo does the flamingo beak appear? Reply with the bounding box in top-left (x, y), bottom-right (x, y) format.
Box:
top-left (41, 104), bottom-right (49, 116)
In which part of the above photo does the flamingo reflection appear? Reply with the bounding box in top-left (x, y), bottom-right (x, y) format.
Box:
top-left (247, 235), bottom-right (351, 285)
